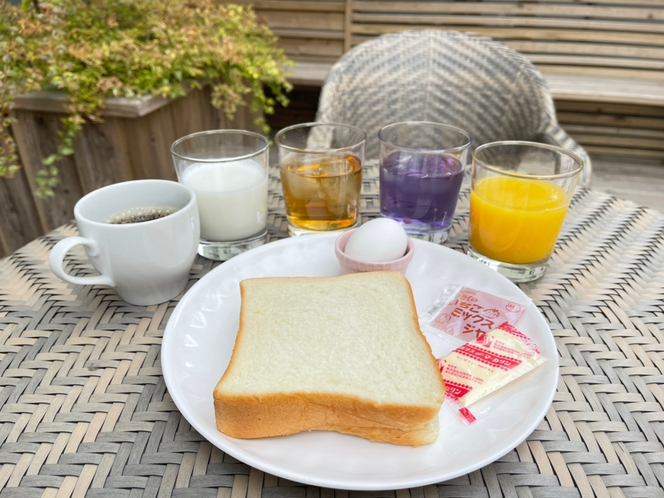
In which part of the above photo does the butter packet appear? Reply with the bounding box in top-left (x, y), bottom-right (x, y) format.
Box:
top-left (436, 322), bottom-right (549, 424)
top-left (420, 285), bottom-right (529, 344)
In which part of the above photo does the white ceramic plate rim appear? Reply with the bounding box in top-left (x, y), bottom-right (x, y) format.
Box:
top-left (162, 234), bottom-right (558, 490)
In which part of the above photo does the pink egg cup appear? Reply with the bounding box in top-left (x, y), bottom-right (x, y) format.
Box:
top-left (334, 228), bottom-right (415, 276)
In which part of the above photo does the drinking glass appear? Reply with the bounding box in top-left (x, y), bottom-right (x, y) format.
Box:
top-left (468, 141), bottom-right (584, 283)
top-left (378, 122), bottom-right (472, 243)
top-left (171, 130), bottom-right (269, 261)
top-left (275, 123), bottom-right (366, 236)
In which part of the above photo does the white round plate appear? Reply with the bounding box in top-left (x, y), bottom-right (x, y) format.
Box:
top-left (162, 233), bottom-right (558, 491)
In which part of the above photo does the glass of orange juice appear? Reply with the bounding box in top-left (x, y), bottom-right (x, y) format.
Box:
top-left (275, 123), bottom-right (366, 236)
top-left (468, 141), bottom-right (584, 282)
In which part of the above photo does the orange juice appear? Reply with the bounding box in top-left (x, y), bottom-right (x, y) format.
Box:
top-left (469, 176), bottom-right (569, 264)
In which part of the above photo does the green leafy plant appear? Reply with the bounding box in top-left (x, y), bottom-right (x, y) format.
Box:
top-left (0, 0), bottom-right (292, 197)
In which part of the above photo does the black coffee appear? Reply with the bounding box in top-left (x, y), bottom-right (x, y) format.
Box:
top-left (104, 206), bottom-right (178, 224)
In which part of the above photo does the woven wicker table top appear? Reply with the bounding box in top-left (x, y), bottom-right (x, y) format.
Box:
top-left (1, 163), bottom-right (663, 498)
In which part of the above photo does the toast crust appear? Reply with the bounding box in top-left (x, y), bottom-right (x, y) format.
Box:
top-left (213, 272), bottom-right (446, 447)
top-left (213, 390), bottom-right (440, 446)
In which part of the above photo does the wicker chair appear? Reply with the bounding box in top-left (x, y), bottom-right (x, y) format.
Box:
top-left (315, 30), bottom-right (592, 184)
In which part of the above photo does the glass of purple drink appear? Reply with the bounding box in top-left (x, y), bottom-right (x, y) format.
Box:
top-left (379, 122), bottom-right (472, 242)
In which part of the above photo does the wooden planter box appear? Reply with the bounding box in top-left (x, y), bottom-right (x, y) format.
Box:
top-left (0, 88), bottom-right (261, 258)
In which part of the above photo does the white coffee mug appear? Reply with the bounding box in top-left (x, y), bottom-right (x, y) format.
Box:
top-left (49, 180), bottom-right (200, 305)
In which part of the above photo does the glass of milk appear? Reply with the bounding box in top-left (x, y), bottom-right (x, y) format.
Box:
top-left (170, 130), bottom-right (269, 261)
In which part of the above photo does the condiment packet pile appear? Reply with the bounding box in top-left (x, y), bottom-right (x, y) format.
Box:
top-left (420, 285), bottom-right (550, 424)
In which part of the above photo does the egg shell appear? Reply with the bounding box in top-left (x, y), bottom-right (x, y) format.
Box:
top-left (344, 218), bottom-right (409, 263)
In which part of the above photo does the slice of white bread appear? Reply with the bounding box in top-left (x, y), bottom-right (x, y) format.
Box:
top-left (213, 271), bottom-right (446, 446)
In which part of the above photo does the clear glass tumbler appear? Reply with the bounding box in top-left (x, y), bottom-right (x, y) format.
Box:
top-left (170, 130), bottom-right (269, 261)
top-left (378, 122), bottom-right (472, 243)
top-left (468, 141), bottom-right (584, 282)
top-left (275, 122), bottom-right (366, 236)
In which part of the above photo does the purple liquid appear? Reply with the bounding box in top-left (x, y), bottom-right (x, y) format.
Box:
top-left (380, 151), bottom-right (464, 232)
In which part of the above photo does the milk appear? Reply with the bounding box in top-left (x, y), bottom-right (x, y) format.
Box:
top-left (181, 160), bottom-right (267, 241)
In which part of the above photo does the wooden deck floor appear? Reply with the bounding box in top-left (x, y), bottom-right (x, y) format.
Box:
top-left (591, 156), bottom-right (664, 213)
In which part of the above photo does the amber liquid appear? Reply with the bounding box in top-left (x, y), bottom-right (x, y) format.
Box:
top-left (280, 154), bottom-right (363, 231)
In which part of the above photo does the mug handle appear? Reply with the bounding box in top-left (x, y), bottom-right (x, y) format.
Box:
top-left (49, 237), bottom-right (115, 287)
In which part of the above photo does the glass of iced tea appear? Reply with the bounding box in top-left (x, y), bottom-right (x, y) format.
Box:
top-left (275, 123), bottom-right (366, 236)
top-left (378, 122), bottom-right (473, 243)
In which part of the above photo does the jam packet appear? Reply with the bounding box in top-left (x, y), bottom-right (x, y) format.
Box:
top-left (437, 322), bottom-right (549, 424)
top-left (420, 285), bottom-right (529, 343)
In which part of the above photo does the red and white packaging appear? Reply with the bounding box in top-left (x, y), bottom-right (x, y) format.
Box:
top-left (436, 322), bottom-right (550, 424)
top-left (420, 285), bottom-right (529, 343)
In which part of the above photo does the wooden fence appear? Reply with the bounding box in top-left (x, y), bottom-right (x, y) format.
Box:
top-left (242, 0), bottom-right (664, 161)
top-left (235, 0), bottom-right (349, 63)
top-left (239, 0), bottom-right (664, 79)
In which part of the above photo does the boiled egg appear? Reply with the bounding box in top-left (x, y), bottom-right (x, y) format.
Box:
top-left (344, 218), bottom-right (409, 263)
